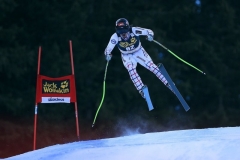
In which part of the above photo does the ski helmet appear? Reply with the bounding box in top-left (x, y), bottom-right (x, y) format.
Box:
top-left (115, 18), bottom-right (130, 34)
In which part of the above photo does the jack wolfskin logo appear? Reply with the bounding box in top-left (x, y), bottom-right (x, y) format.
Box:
top-left (42, 79), bottom-right (70, 94)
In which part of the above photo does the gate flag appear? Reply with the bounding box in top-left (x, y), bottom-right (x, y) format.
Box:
top-left (36, 75), bottom-right (76, 103)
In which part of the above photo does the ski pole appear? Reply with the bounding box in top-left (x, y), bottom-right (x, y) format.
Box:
top-left (153, 40), bottom-right (206, 75)
top-left (92, 61), bottom-right (109, 127)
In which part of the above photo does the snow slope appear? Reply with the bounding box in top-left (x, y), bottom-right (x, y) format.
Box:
top-left (5, 126), bottom-right (240, 160)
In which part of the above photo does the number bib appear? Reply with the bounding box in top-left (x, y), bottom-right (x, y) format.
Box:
top-left (117, 32), bottom-right (140, 54)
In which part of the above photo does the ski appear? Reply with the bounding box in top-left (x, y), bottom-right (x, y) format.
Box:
top-left (158, 63), bottom-right (190, 112)
top-left (142, 85), bottom-right (154, 111)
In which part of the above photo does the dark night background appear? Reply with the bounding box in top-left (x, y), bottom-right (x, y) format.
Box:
top-left (1, 0), bottom-right (240, 158)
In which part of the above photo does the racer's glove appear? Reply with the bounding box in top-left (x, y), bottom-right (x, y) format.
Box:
top-left (146, 34), bottom-right (153, 41)
top-left (105, 54), bottom-right (112, 61)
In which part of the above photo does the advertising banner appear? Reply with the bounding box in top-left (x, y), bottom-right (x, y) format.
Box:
top-left (36, 75), bottom-right (76, 103)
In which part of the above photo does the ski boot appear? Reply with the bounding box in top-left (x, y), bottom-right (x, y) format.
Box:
top-left (139, 86), bottom-right (146, 99)
top-left (166, 83), bottom-right (175, 94)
